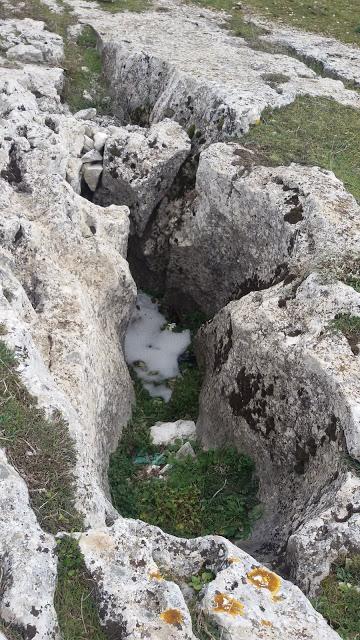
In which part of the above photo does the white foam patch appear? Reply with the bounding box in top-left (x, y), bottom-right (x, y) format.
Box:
top-left (124, 292), bottom-right (191, 401)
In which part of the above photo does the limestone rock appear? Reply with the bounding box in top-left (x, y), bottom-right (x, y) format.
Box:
top-left (94, 131), bottom-right (108, 151)
top-left (196, 273), bottom-right (360, 593)
top-left (78, 518), bottom-right (340, 639)
top-left (81, 148), bottom-right (103, 163)
top-left (83, 161), bottom-right (103, 191)
top-left (150, 419), bottom-right (196, 445)
top-left (0, 449), bottom-right (59, 638)
top-left (0, 18), bottom-right (64, 65)
top-left (163, 143), bottom-right (360, 315)
top-left (99, 119), bottom-right (191, 235)
top-left (74, 107), bottom-right (97, 120)
top-left (68, 0), bottom-right (360, 146)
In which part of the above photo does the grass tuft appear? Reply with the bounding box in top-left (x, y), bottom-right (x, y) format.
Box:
top-left (242, 96), bottom-right (360, 202)
top-left (330, 313), bottom-right (360, 355)
top-left (54, 537), bottom-right (107, 640)
top-left (314, 555), bottom-right (360, 639)
top-left (0, 341), bottom-right (82, 533)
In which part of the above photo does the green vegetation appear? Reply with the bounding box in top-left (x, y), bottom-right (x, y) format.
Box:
top-left (241, 96), bottom-right (360, 202)
top-left (0, 622), bottom-right (23, 640)
top-left (330, 313), bottom-right (360, 355)
top-left (55, 537), bottom-right (107, 640)
top-left (243, 0), bottom-right (360, 46)
top-left (109, 307), bottom-right (259, 539)
top-left (345, 276), bottom-right (360, 294)
top-left (90, 0), bottom-right (150, 12)
top-left (314, 555), bottom-right (360, 639)
top-left (189, 570), bottom-right (215, 592)
top-left (0, 340), bottom-right (82, 533)
top-left (189, 0), bottom-right (360, 46)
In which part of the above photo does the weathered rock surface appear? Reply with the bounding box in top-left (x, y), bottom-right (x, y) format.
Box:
top-left (251, 16), bottom-right (360, 87)
top-left (0, 18), bottom-right (64, 65)
top-left (161, 143), bottom-right (360, 314)
top-left (0, 449), bottom-right (59, 638)
top-left (96, 119), bottom-right (190, 234)
top-left (0, 17), bottom-right (136, 527)
top-left (69, 0), bottom-right (360, 146)
top-left (78, 519), bottom-right (340, 639)
top-left (196, 273), bottom-right (360, 593)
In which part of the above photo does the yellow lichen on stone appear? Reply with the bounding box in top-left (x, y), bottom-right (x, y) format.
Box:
top-left (160, 609), bottom-right (184, 626)
top-left (227, 556), bottom-right (240, 564)
top-left (247, 567), bottom-right (281, 597)
top-left (261, 619), bottom-right (273, 627)
top-left (212, 593), bottom-right (244, 616)
top-left (149, 570), bottom-right (163, 581)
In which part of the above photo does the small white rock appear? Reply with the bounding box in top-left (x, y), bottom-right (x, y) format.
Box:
top-left (150, 419), bottom-right (196, 445)
top-left (83, 135), bottom-right (94, 153)
top-left (81, 149), bottom-right (103, 164)
top-left (83, 162), bottom-right (103, 191)
top-left (74, 107), bottom-right (97, 120)
top-left (94, 132), bottom-right (108, 152)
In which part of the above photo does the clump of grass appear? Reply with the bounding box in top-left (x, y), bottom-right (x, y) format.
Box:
top-left (90, 0), bottom-right (150, 12)
top-left (190, 0), bottom-right (360, 46)
top-left (241, 0), bottom-right (360, 46)
top-left (0, 341), bottom-right (82, 533)
top-left (242, 96), bottom-right (360, 202)
top-left (314, 555), bottom-right (360, 639)
top-left (0, 622), bottom-right (23, 640)
top-left (54, 537), bottom-right (107, 640)
top-left (330, 313), bottom-right (360, 355)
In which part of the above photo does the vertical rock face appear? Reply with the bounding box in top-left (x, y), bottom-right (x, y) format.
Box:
top-left (0, 450), bottom-right (59, 639)
top-left (96, 119), bottom-right (191, 234)
top-left (196, 274), bottom-right (360, 592)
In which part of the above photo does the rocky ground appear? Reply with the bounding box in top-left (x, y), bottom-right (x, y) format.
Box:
top-left (0, 0), bottom-right (359, 639)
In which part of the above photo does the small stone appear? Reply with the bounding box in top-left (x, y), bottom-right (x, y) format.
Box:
top-left (74, 108), bottom-right (97, 120)
top-left (81, 149), bottom-right (103, 164)
top-left (150, 420), bottom-right (196, 446)
top-left (94, 132), bottom-right (108, 152)
top-left (83, 162), bottom-right (103, 191)
top-left (83, 135), bottom-right (94, 153)
top-left (175, 442), bottom-right (196, 459)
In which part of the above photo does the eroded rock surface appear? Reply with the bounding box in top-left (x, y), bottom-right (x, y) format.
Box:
top-left (78, 519), bottom-right (340, 639)
top-left (97, 119), bottom-right (190, 234)
top-left (69, 0), bottom-right (360, 145)
top-left (196, 273), bottom-right (360, 593)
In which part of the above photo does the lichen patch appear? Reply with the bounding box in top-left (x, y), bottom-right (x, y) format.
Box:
top-left (160, 608), bottom-right (184, 626)
top-left (149, 570), bottom-right (163, 581)
top-left (212, 593), bottom-right (244, 616)
top-left (247, 567), bottom-right (281, 597)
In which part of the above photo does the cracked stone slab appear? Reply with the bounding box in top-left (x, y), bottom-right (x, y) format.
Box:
top-left (68, 0), bottom-right (360, 146)
top-left (0, 19), bottom-right (64, 65)
top-left (249, 15), bottom-right (360, 87)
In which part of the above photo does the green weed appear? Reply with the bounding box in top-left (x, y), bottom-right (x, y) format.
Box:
top-left (242, 96), bottom-right (360, 202)
top-left (330, 313), bottom-right (360, 355)
top-left (0, 341), bottom-right (82, 533)
top-left (189, 570), bottom-right (215, 592)
top-left (55, 537), bottom-right (106, 640)
top-left (314, 555), bottom-right (360, 639)
top-left (90, 0), bottom-right (150, 12)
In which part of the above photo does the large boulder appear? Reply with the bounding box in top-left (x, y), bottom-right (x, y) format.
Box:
top-left (161, 143), bottom-right (360, 315)
top-left (196, 273), bottom-right (360, 593)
